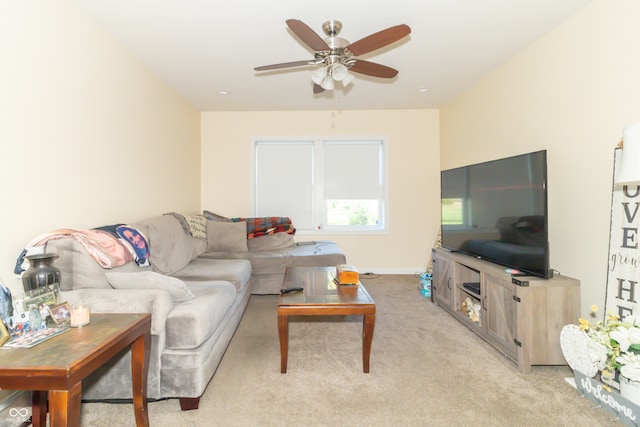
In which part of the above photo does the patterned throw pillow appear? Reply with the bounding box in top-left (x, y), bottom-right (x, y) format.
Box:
top-left (185, 215), bottom-right (207, 239)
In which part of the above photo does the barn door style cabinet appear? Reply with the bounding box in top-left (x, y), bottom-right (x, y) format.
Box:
top-left (431, 248), bottom-right (580, 374)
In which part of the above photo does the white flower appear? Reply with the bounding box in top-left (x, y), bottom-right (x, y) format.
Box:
top-left (618, 352), bottom-right (640, 382)
top-left (629, 327), bottom-right (640, 345)
top-left (610, 326), bottom-right (634, 352)
top-left (624, 315), bottom-right (640, 327)
top-left (587, 340), bottom-right (609, 370)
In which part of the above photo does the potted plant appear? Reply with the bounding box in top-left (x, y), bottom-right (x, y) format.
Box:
top-left (578, 309), bottom-right (640, 402)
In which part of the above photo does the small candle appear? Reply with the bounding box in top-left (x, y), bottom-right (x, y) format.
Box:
top-left (70, 302), bottom-right (90, 327)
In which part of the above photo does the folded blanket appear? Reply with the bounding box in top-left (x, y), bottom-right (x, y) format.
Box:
top-left (164, 212), bottom-right (207, 239)
top-left (116, 225), bottom-right (151, 267)
top-left (231, 216), bottom-right (296, 239)
top-left (15, 228), bottom-right (133, 273)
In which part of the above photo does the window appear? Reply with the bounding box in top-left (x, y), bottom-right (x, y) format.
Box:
top-left (252, 138), bottom-right (387, 233)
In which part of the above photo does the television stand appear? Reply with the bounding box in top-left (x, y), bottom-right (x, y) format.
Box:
top-left (431, 248), bottom-right (580, 374)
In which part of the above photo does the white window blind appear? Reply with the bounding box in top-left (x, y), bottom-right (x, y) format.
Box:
top-left (253, 138), bottom-right (386, 233)
top-left (255, 141), bottom-right (314, 230)
top-left (324, 141), bottom-right (382, 200)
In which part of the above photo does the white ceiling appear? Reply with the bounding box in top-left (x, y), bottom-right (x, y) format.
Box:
top-left (72, 0), bottom-right (592, 112)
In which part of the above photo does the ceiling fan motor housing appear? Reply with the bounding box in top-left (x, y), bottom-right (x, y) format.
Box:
top-left (322, 20), bottom-right (342, 37)
top-left (313, 20), bottom-right (353, 69)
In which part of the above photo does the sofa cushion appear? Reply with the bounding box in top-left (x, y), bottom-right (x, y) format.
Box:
top-left (165, 281), bottom-right (236, 349)
top-left (131, 216), bottom-right (200, 275)
top-left (172, 258), bottom-right (252, 293)
top-left (201, 241), bottom-right (346, 276)
top-left (247, 233), bottom-right (295, 251)
top-left (105, 271), bottom-right (195, 303)
top-left (247, 233), bottom-right (296, 251)
top-left (45, 238), bottom-right (152, 291)
top-left (206, 220), bottom-right (248, 252)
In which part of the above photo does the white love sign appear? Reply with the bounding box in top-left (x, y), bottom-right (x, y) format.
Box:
top-left (605, 148), bottom-right (640, 319)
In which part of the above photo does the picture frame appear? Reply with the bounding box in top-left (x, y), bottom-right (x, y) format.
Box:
top-left (0, 320), bottom-right (9, 346)
top-left (19, 290), bottom-right (57, 314)
top-left (6, 312), bottom-right (30, 339)
top-left (48, 302), bottom-right (71, 325)
top-left (13, 284), bottom-right (60, 314)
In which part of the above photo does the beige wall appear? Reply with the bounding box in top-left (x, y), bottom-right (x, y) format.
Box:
top-left (0, 3), bottom-right (201, 295)
top-left (201, 110), bottom-right (440, 273)
top-left (440, 0), bottom-right (640, 316)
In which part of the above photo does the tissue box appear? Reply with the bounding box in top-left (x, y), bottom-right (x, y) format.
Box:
top-left (336, 264), bottom-right (359, 285)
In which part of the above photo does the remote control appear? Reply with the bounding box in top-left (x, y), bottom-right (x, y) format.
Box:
top-left (280, 287), bottom-right (304, 294)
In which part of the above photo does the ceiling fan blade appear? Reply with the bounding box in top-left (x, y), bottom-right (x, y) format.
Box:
top-left (313, 84), bottom-right (325, 94)
top-left (286, 19), bottom-right (330, 52)
top-left (349, 60), bottom-right (399, 78)
top-left (346, 24), bottom-right (411, 57)
top-left (254, 60), bottom-right (314, 71)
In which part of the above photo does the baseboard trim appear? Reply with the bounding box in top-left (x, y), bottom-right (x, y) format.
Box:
top-left (357, 268), bottom-right (426, 275)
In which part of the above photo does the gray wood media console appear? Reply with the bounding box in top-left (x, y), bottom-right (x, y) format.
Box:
top-left (431, 248), bottom-right (580, 374)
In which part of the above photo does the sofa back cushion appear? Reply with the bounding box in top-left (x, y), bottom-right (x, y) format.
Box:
top-left (46, 238), bottom-right (151, 291)
top-left (132, 215), bottom-right (201, 275)
top-left (206, 220), bottom-right (248, 252)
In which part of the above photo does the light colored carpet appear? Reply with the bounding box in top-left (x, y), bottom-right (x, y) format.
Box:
top-left (79, 275), bottom-right (623, 426)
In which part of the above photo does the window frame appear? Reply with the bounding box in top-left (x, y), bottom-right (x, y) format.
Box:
top-left (250, 137), bottom-right (389, 235)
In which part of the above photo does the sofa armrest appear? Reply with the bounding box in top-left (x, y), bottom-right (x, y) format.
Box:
top-left (60, 289), bottom-right (174, 336)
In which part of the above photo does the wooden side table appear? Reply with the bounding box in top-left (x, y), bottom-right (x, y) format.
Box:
top-left (0, 313), bottom-right (151, 427)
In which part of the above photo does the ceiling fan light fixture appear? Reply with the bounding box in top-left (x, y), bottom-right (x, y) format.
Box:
top-left (311, 67), bottom-right (327, 85)
top-left (341, 72), bottom-right (354, 87)
top-left (320, 75), bottom-right (335, 90)
top-left (330, 63), bottom-right (349, 81)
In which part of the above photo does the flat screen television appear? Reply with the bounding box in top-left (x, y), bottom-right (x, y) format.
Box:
top-left (440, 150), bottom-right (550, 279)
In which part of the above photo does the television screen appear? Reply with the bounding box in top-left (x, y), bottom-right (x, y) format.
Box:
top-left (440, 150), bottom-right (549, 278)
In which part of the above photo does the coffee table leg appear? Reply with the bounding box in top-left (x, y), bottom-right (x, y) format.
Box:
top-left (278, 312), bottom-right (289, 373)
top-left (48, 382), bottom-right (81, 427)
top-left (362, 314), bottom-right (375, 373)
top-left (131, 330), bottom-right (151, 427)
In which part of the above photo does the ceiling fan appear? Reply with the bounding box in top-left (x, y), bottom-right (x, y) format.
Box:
top-left (254, 19), bottom-right (411, 94)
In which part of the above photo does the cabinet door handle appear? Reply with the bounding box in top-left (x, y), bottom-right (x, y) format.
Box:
top-left (447, 277), bottom-right (452, 289)
top-left (482, 296), bottom-right (487, 310)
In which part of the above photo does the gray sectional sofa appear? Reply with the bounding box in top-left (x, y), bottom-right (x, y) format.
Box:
top-left (40, 213), bottom-right (345, 410)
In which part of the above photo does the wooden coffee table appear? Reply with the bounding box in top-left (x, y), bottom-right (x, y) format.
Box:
top-left (0, 313), bottom-right (151, 427)
top-left (277, 266), bottom-right (376, 373)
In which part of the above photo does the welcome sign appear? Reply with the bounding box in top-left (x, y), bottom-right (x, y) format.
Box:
top-left (605, 148), bottom-right (640, 319)
top-left (575, 371), bottom-right (640, 426)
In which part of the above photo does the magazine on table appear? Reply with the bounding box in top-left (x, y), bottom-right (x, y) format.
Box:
top-left (0, 284), bottom-right (71, 349)
top-left (2, 308), bottom-right (70, 348)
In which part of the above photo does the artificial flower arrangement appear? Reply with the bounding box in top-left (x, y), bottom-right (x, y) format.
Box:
top-left (580, 306), bottom-right (640, 385)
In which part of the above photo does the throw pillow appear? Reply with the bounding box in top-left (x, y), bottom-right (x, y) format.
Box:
top-left (203, 210), bottom-right (231, 222)
top-left (185, 215), bottom-right (207, 239)
top-left (105, 271), bottom-right (195, 303)
top-left (206, 220), bottom-right (248, 252)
